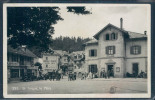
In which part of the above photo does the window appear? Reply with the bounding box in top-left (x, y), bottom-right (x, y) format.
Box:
top-left (12, 54), bottom-right (18, 62)
top-left (78, 54), bottom-right (82, 59)
top-left (106, 46), bottom-right (115, 55)
top-left (130, 46), bottom-right (141, 55)
top-left (105, 34), bottom-right (110, 40)
top-left (46, 57), bottom-right (48, 60)
top-left (89, 65), bottom-right (98, 73)
top-left (105, 33), bottom-right (117, 41)
top-left (111, 33), bottom-right (117, 40)
top-left (89, 49), bottom-right (97, 57)
top-left (10, 69), bottom-right (19, 78)
top-left (46, 65), bottom-right (48, 68)
top-left (74, 55), bottom-right (77, 59)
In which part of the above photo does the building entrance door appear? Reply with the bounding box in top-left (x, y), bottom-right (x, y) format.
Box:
top-left (133, 63), bottom-right (139, 76)
top-left (107, 65), bottom-right (114, 77)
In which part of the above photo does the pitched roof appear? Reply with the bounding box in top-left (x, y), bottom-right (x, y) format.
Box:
top-left (53, 50), bottom-right (68, 56)
top-left (127, 31), bottom-right (147, 39)
top-left (93, 23), bottom-right (128, 40)
top-left (84, 39), bottom-right (98, 45)
top-left (93, 23), bottom-right (147, 40)
top-left (72, 51), bottom-right (85, 55)
top-left (8, 45), bottom-right (37, 58)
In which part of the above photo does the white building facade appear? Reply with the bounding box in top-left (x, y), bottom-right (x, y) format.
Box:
top-left (42, 53), bottom-right (60, 74)
top-left (84, 19), bottom-right (147, 78)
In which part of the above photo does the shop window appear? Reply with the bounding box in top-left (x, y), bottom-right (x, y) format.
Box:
top-left (106, 46), bottom-right (115, 55)
top-left (130, 45), bottom-right (141, 55)
top-left (89, 49), bottom-right (97, 57)
top-left (10, 69), bottom-right (19, 78)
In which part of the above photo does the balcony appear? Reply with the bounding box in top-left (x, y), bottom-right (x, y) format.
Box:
top-left (19, 61), bottom-right (33, 66)
top-left (8, 62), bottom-right (19, 66)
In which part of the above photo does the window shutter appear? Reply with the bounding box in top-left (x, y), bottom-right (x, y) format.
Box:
top-left (89, 50), bottom-right (91, 57)
top-left (116, 33), bottom-right (118, 39)
top-left (94, 49), bottom-right (97, 56)
top-left (130, 46), bottom-right (133, 54)
top-left (106, 47), bottom-right (108, 54)
top-left (113, 46), bottom-right (115, 54)
top-left (138, 46), bottom-right (141, 54)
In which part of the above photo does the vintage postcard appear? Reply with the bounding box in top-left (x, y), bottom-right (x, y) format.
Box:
top-left (3, 3), bottom-right (151, 98)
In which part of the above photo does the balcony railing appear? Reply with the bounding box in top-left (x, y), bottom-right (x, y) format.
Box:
top-left (7, 62), bottom-right (19, 66)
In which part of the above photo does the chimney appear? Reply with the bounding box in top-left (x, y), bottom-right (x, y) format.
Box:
top-left (144, 31), bottom-right (147, 35)
top-left (120, 18), bottom-right (123, 29)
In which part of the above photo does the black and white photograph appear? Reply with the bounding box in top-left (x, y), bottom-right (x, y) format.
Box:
top-left (3, 4), bottom-right (151, 98)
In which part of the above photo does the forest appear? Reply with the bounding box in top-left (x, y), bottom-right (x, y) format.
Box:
top-left (51, 36), bottom-right (91, 53)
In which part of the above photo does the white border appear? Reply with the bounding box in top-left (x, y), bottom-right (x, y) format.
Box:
top-left (3, 3), bottom-right (151, 98)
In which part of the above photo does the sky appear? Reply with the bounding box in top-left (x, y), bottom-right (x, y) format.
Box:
top-left (52, 4), bottom-right (150, 38)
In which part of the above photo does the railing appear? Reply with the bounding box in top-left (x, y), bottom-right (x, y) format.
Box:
top-left (20, 61), bottom-right (33, 66)
top-left (7, 62), bottom-right (19, 66)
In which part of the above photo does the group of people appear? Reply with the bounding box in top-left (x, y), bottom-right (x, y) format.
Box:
top-left (22, 73), bottom-right (37, 81)
top-left (48, 69), bottom-right (63, 81)
top-left (100, 70), bottom-right (114, 78)
top-left (68, 72), bottom-right (76, 81)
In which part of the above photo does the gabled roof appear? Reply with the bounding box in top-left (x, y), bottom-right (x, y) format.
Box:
top-left (72, 51), bottom-right (85, 55)
top-left (93, 23), bottom-right (147, 40)
top-left (8, 45), bottom-right (37, 58)
top-left (93, 23), bottom-right (128, 40)
top-left (53, 50), bottom-right (69, 56)
top-left (85, 23), bottom-right (147, 45)
top-left (83, 39), bottom-right (98, 46)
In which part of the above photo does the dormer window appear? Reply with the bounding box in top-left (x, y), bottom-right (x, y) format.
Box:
top-left (105, 34), bottom-right (110, 40)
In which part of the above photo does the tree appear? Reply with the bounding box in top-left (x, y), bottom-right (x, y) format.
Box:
top-left (7, 7), bottom-right (63, 50)
top-left (51, 36), bottom-right (91, 53)
top-left (67, 7), bottom-right (92, 15)
top-left (7, 7), bottom-right (92, 56)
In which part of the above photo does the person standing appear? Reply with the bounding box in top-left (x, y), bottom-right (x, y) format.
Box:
top-left (100, 71), bottom-right (103, 78)
top-left (52, 70), bottom-right (55, 81)
top-left (74, 72), bottom-right (76, 80)
top-left (107, 70), bottom-right (109, 79)
top-left (103, 70), bottom-right (105, 78)
top-left (84, 72), bottom-right (87, 80)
